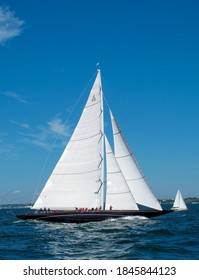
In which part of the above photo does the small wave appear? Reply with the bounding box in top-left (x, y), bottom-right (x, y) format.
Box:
top-left (12, 220), bottom-right (24, 224)
top-left (109, 218), bottom-right (117, 222)
top-left (121, 216), bottom-right (149, 221)
top-left (108, 216), bottom-right (149, 222)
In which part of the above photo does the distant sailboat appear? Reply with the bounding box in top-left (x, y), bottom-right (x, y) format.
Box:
top-left (172, 190), bottom-right (187, 211)
top-left (17, 69), bottom-right (173, 223)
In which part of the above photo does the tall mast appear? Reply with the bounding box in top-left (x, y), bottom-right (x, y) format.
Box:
top-left (98, 68), bottom-right (106, 210)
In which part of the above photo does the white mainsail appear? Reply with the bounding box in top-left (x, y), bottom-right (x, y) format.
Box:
top-left (110, 110), bottom-right (162, 211)
top-left (33, 70), bottom-right (104, 210)
top-left (172, 190), bottom-right (187, 211)
top-left (105, 136), bottom-right (139, 210)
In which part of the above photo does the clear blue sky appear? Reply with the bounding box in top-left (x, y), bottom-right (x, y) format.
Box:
top-left (0, 0), bottom-right (198, 204)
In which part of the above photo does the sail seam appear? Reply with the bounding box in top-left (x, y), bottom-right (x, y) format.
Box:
top-left (107, 171), bottom-right (122, 175)
top-left (71, 132), bottom-right (101, 142)
top-left (116, 153), bottom-right (133, 159)
top-left (107, 191), bottom-right (132, 195)
top-left (126, 177), bottom-right (145, 181)
top-left (53, 169), bottom-right (100, 175)
top-left (85, 100), bottom-right (101, 108)
top-left (113, 131), bottom-right (122, 136)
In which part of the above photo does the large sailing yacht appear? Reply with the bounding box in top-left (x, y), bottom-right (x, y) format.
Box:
top-left (17, 69), bottom-right (173, 223)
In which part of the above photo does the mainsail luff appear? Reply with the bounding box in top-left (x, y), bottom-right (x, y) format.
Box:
top-left (33, 70), bottom-right (104, 210)
top-left (110, 110), bottom-right (162, 211)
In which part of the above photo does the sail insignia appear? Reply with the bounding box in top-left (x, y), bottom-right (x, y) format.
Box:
top-left (92, 94), bottom-right (96, 102)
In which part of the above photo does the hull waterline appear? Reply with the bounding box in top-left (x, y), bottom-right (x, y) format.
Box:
top-left (16, 210), bottom-right (173, 223)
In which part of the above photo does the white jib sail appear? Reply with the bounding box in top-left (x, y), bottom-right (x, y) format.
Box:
top-left (33, 70), bottom-right (104, 210)
top-left (110, 110), bottom-right (162, 211)
top-left (173, 190), bottom-right (187, 210)
top-left (105, 136), bottom-right (139, 210)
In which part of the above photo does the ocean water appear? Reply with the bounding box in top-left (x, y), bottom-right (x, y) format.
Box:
top-left (0, 204), bottom-right (198, 260)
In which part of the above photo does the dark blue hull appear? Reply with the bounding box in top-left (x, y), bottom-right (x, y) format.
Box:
top-left (16, 209), bottom-right (173, 223)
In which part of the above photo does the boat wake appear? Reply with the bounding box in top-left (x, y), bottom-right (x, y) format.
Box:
top-left (122, 215), bottom-right (148, 220)
top-left (109, 216), bottom-right (149, 222)
top-left (12, 220), bottom-right (24, 224)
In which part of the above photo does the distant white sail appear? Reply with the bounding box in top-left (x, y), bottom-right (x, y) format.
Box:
top-left (172, 190), bottom-right (187, 211)
top-left (105, 136), bottom-right (139, 210)
top-left (110, 110), bottom-right (162, 211)
top-left (33, 70), bottom-right (104, 210)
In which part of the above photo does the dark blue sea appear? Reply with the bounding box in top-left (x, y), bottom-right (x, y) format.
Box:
top-left (0, 204), bottom-right (198, 260)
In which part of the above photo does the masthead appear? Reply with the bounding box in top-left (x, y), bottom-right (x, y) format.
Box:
top-left (96, 63), bottom-right (100, 71)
